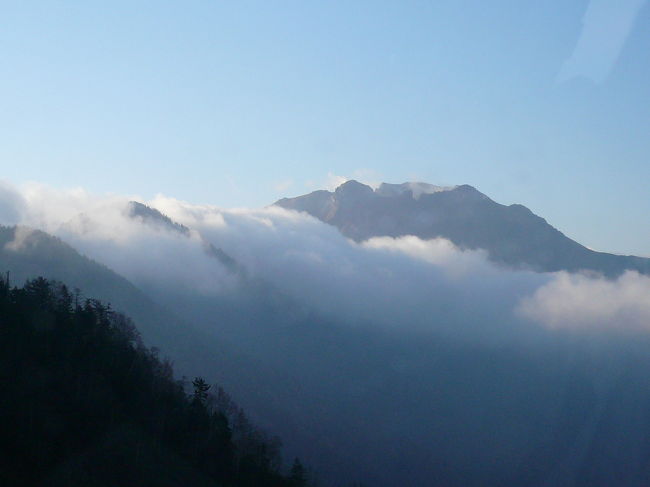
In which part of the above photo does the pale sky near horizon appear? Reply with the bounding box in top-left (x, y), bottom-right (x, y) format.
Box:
top-left (0, 1), bottom-right (648, 256)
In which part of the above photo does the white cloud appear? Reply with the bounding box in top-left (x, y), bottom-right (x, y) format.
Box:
top-left (1, 180), bottom-right (530, 336)
top-left (362, 235), bottom-right (490, 278)
top-left (0, 183), bottom-right (239, 297)
top-left (3, 179), bottom-right (650, 340)
top-left (518, 270), bottom-right (650, 331)
top-left (138, 200), bottom-right (547, 338)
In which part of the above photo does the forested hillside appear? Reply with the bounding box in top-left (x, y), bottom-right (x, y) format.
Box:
top-left (0, 276), bottom-right (313, 487)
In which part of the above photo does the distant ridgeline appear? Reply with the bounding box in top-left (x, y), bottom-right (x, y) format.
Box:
top-left (275, 181), bottom-right (650, 276)
top-left (0, 276), bottom-right (314, 487)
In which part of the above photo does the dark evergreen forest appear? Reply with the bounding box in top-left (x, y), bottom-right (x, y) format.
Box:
top-left (0, 276), bottom-right (313, 487)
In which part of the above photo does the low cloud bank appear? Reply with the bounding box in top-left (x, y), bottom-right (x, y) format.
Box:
top-left (362, 236), bottom-right (491, 277)
top-left (519, 270), bottom-right (650, 331)
top-left (151, 195), bottom-right (548, 337)
top-left (1, 180), bottom-right (649, 337)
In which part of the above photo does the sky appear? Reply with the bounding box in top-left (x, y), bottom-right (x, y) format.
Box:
top-left (0, 0), bottom-right (648, 256)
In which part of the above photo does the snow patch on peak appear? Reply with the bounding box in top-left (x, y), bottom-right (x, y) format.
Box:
top-left (375, 182), bottom-right (458, 200)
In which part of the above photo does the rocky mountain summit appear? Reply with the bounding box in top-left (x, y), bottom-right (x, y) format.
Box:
top-left (275, 180), bottom-right (650, 276)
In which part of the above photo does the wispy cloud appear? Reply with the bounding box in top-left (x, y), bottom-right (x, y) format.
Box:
top-left (4, 226), bottom-right (37, 252)
top-left (324, 172), bottom-right (348, 191)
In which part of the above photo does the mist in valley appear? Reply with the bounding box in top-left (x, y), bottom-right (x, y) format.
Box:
top-left (3, 180), bottom-right (650, 486)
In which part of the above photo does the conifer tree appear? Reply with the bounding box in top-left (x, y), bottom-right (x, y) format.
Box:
top-left (289, 458), bottom-right (307, 487)
top-left (192, 377), bottom-right (211, 405)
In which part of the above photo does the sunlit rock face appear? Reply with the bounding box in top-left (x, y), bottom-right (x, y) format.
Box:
top-left (275, 180), bottom-right (650, 276)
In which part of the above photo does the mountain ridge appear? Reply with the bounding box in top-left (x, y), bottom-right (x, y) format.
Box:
top-left (274, 180), bottom-right (650, 276)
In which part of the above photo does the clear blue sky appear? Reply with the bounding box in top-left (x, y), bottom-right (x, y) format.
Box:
top-left (1, 1), bottom-right (648, 255)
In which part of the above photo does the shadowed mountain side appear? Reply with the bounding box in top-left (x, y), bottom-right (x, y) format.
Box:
top-left (274, 181), bottom-right (650, 276)
top-left (0, 225), bottom-right (197, 356)
top-left (0, 224), bottom-right (380, 484)
top-left (8, 222), bottom-right (650, 486)
top-left (0, 224), bottom-right (370, 484)
top-left (142, 283), bottom-right (650, 487)
top-left (0, 226), bottom-right (298, 435)
top-left (0, 277), bottom-right (314, 487)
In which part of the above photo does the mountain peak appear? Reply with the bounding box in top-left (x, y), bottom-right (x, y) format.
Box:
top-left (330, 180), bottom-right (482, 202)
top-left (334, 179), bottom-right (374, 197)
top-left (273, 181), bottom-right (650, 276)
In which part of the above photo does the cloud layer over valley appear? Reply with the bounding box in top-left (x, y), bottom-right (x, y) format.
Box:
top-left (2, 179), bottom-right (650, 337)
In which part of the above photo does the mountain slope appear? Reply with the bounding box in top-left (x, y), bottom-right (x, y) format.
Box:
top-left (0, 224), bottom-right (346, 484)
top-left (5, 213), bottom-right (650, 486)
top-left (0, 225), bottom-right (284, 412)
top-left (275, 180), bottom-right (650, 276)
top-left (0, 224), bottom-right (195, 354)
top-left (0, 276), bottom-right (307, 487)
